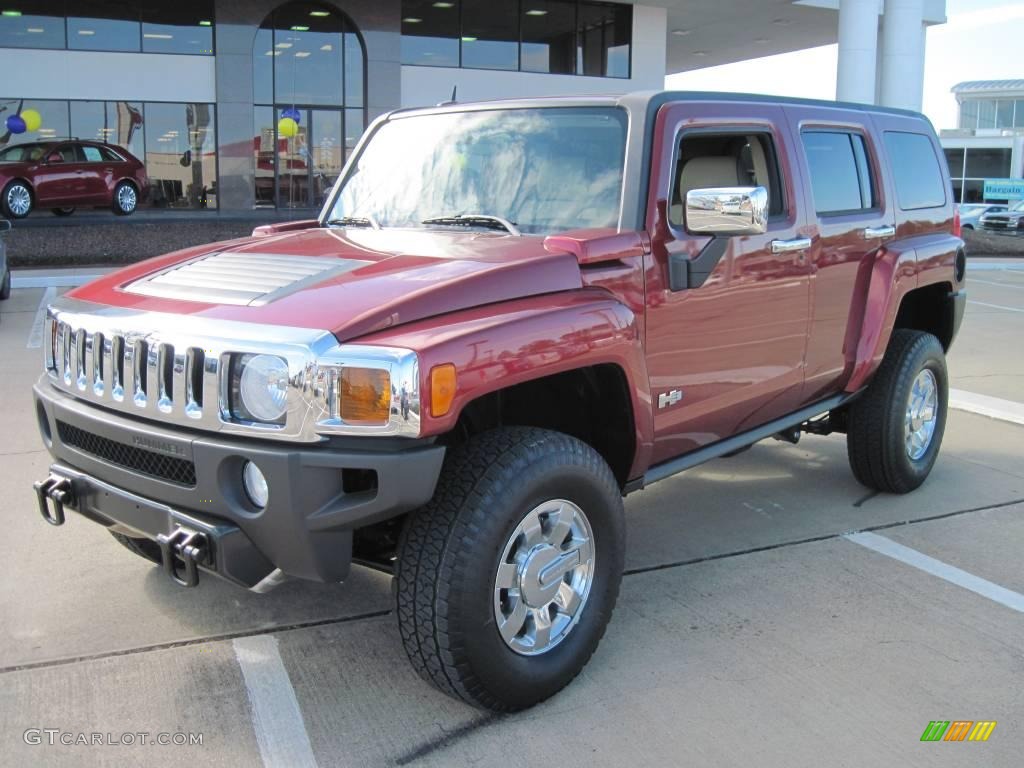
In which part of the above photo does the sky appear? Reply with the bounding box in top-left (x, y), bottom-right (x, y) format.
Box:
top-left (664, 0), bottom-right (1024, 130)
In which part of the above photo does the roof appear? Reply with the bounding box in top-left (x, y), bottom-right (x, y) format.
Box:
top-left (952, 80), bottom-right (1024, 95)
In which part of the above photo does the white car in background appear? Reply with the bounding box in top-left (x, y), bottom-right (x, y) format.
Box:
top-left (958, 203), bottom-right (1006, 230)
top-left (980, 200), bottom-right (1024, 235)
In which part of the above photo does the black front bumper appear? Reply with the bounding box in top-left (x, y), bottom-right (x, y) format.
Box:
top-left (33, 379), bottom-right (446, 588)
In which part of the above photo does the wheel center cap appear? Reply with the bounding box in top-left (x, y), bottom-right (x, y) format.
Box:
top-left (519, 546), bottom-right (563, 607)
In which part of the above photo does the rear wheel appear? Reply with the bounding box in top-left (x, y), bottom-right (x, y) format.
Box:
top-left (847, 329), bottom-right (948, 493)
top-left (395, 427), bottom-right (625, 711)
top-left (2, 181), bottom-right (32, 218)
top-left (51, 207), bottom-right (75, 217)
top-left (109, 531), bottom-right (162, 565)
top-left (112, 181), bottom-right (138, 215)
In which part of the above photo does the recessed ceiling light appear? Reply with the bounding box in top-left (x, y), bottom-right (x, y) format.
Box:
top-left (275, 41), bottom-right (292, 48)
top-left (77, 29), bottom-right (94, 35)
top-left (295, 51), bottom-right (311, 57)
top-left (27, 26), bottom-right (43, 33)
top-left (433, 2), bottom-right (454, 7)
top-left (309, 10), bottom-right (330, 16)
top-left (320, 43), bottom-right (332, 50)
top-left (671, 29), bottom-right (691, 36)
top-left (290, 25), bottom-right (309, 31)
top-left (525, 9), bottom-right (548, 16)
top-left (461, 36), bottom-right (477, 42)
top-left (199, 20), bottom-right (211, 26)
top-left (403, 17), bottom-right (422, 23)
top-left (144, 33), bottom-right (173, 39)
top-left (693, 50), bottom-right (707, 56)
top-left (1, 10), bottom-right (22, 17)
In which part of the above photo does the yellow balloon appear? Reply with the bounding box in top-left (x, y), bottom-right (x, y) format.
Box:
top-left (278, 117), bottom-right (298, 138)
top-left (21, 108), bottom-right (41, 133)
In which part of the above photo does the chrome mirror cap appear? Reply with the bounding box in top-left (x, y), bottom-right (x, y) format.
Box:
top-left (684, 186), bottom-right (768, 236)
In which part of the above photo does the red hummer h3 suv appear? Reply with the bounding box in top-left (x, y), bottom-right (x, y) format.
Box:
top-left (32, 92), bottom-right (966, 711)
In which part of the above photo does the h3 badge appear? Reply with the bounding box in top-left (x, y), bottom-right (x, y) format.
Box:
top-left (658, 389), bottom-right (684, 409)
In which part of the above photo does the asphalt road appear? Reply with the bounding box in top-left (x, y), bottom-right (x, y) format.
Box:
top-left (0, 262), bottom-right (1022, 767)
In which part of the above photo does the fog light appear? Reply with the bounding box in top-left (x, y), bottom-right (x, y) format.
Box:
top-left (243, 461), bottom-right (269, 508)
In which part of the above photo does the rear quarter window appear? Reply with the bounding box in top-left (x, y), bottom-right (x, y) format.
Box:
top-left (884, 131), bottom-right (946, 210)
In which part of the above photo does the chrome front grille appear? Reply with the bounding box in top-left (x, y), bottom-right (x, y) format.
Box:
top-left (123, 251), bottom-right (368, 306)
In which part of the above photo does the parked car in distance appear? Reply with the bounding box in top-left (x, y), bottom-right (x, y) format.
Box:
top-left (32, 91), bottom-right (965, 713)
top-left (0, 218), bottom-right (9, 303)
top-left (980, 199), bottom-right (1024, 234)
top-left (0, 139), bottom-right (147, 219)
top-left (958, 202), bottom-right (1006, 230)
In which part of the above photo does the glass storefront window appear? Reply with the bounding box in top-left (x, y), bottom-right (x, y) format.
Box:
top-left (577, 2), bottom-right (631, 78)
top-left (0, 98), bottom-right (69, 145)
top-left (1016, 101), bottom-right (1024, 129)
top-left (400, 0), bottom-right (459, 67)
top-left (254, 106), bottom-right (276, 208)
top-left (70, 100), bottom-right (145, 159)
top-left (461, 0), bottom-right (519, 71)
top-left (995, 100), bottom-right (1014, 130)
top-left (964, 147), bottom-right (1012, 179)
top-left (68, 1), bottom-right (141, 52)
top-left (345, 108), bottom-right (364, 153)
top-left (144, 102), bottom-right (216, 209)
top-left (254, 26), bottom-right (274, 105)
top-left (344, 28), bottom-right (364, 107)
top-left (976, 100), bottom-right (996, 130)
top-left (959, 100), bottom-right (978, 130)
top-left (943, 148), bottom-right (964, 179)
top-left (521, 0), bottom-right (576, 74)
top-left (271, 3), bottom-right (343, 106)
top-left (0, 0), bottom-right (65, 49)
top-left (141, 2), bottom-right (214, 55)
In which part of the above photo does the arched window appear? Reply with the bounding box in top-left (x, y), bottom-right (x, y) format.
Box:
top-left (253, 2), bottom-right (365, 209)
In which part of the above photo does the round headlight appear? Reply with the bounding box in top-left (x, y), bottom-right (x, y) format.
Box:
top-left (239, 354), bottom-right (290, 423)
top-left (243, 461), bottom-right (269, 508)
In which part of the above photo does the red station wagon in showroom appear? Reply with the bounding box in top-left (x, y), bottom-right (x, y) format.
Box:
top-left (0, 139), bottom-right (147, 218)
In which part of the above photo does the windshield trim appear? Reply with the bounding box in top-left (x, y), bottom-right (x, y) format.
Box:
top-left (318, 104), bottom-right (632, 235)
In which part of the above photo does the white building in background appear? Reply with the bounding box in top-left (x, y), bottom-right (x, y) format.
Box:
top-left (938, 80), bottom-right (1024, 204)
top-left (0, 1), bottom-right (946, 213)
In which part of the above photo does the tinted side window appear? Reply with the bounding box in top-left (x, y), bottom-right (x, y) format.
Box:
top-left (82, 146), bottom-right (104, 162)
top-left (884, 131), bottom-right (946, 210)
top-left (802, 131), bottom-right (875, 214)
top-left (99, 146), bottom-right (124, 162)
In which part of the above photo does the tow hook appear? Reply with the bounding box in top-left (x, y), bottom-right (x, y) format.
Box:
top-left (33, 474), bottom-right (76, 526)
top-left (156, 527), bottom-right (210, 588)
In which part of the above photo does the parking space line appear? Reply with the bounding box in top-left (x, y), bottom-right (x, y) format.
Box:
top-left (949, 389), bottom-right (1024, 426)
top-left (233, 635), bottom-right (319, 768)
top-left (12, 274), bottom-right (100, 289)
top-left (844, 532), bottom-right (1024, 613)
top-left (968, 299), bottom-right (1024, 313)
top-left (969, 278), bottom-right (1024, 290)
top-left (26, 286), bottom-right (55, 349)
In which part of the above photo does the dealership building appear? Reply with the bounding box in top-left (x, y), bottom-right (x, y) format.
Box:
top-left (0, 0), bottom-right (947, 213)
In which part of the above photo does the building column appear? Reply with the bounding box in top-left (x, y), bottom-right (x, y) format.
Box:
top-left (836, 0), bottom-right (880, 105)
top-left (879, 0), bottom-right (926, 111)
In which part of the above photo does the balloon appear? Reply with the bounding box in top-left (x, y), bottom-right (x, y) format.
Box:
top-left (5, 114), bottom-right (25, 134)
top-left (278, 117), bottom-right (298, 138)
top-left (20, 108), bottom-right (41, 132)
top-left (281, 108), bottom-right (300, 123)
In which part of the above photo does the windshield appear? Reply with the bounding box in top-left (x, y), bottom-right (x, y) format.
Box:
top-left (0, 143), bottom-right (49, 162)
top-left (1011, 200), bottom-right (1024, 212)
top-left (328, 107), bottom-right (627, 235)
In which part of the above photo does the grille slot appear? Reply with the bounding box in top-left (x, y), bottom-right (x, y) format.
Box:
top-left (57, 420), bottom-right (197, 487)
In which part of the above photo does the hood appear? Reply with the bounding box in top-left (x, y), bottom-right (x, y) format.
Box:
top-left (68, 227), bottom-right (584, 341)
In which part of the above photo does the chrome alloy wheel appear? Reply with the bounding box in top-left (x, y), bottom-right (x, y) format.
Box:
top-left (904, 368), bottom-right (938, 460)
top-left (117, 184), bottom-right (137, 213)
top-left (7, 184), bottom-right (31, 216)
top-left (493, 499), bottom-right (595, 656)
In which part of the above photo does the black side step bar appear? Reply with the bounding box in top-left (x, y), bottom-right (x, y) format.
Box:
top-left (638, 392), bottom-right (860, 490)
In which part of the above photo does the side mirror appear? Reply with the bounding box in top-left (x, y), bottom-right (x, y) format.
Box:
top-left (685, 186), bottom-right (768, 236)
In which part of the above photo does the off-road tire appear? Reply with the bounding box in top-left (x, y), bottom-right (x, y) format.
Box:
top-left (109, 531), bottom-right (162, 565)
top-left (395, 427), bottom-right (625, 711)
top-left (847, 329), bottom-right (948, 493)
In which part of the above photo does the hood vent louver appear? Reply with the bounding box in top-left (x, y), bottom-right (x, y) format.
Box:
top-left (123, 252), bottom-right (368, 306)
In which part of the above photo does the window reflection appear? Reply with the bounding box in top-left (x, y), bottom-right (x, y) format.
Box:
top-left (522, 1), bottom-right (576, 74)
top-left (461, 0), bottom-right (518, 71)
top-left (401, 0), bottom-right (459, 67)
top-left (578, 2), bottom-right (631, 78)
top-left (332, 108), bottom-right (627, 233)
top-left (144, 102), bottom-right (216, 209)
top-left (0, 98), bottom-right (69, 145)
top-left (0, 1), bottom-right (65, 49)
top-left (70, 101), bottom-right (144, 158)
top-left (141, 2), bottom-right (213, 55)
top-left (68, 0), bottom-right (140, 52)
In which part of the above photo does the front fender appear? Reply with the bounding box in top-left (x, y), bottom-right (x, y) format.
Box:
top-left (356, 289), bottom-right (654, 478)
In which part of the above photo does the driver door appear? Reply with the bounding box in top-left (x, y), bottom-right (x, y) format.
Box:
top-left (33, 144), bottom-right (80, 204)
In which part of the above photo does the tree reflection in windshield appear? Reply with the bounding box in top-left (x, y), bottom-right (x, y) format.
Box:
top-left (330, 107), bottom-right (626, 234)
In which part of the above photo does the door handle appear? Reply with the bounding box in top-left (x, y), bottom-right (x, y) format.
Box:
top-left (863, 225), bottom-right (895, 239)
top-left (770, 237), bottom-right (812, 254)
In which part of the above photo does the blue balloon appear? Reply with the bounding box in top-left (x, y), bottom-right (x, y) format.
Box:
top-left (281, 108), bottom-right (301, 123)
top-left (5, 114), bottom-right (26, 134)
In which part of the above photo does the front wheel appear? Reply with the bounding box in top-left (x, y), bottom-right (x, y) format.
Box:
top-left (847, 329), bottom-right (948, 493)
top-left (2, 181), bottom-right (32, 218)
top-left (396, 427), bottom-right (625, 711)
top-left (112, 181), bottom-right (138, 215)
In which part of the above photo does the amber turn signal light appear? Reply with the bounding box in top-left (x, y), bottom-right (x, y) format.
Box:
top-left (430, 364), bottom-right (457, 417)
top-left (340, 367), bottom-right (391, 424)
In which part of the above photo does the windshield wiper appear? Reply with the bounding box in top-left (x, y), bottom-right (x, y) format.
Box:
top-left (421, 213), bottom-right (521, 236)
top-left (326, 215), bottom-right (381, 230)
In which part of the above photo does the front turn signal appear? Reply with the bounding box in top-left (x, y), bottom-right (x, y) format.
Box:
top-left (339, 367), bottom-right (391, 425)
top-left (430, 364), bottom-right (457, 417)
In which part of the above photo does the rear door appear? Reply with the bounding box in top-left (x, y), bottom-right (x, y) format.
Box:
top-left (32, 144), bottom-right (80, 204)
top-left (785, 106), bottom-right (896, 401)
top-left (78, 144), bottom-right (116, 202)
top-left (643, 102), bottom-right (811, 463)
